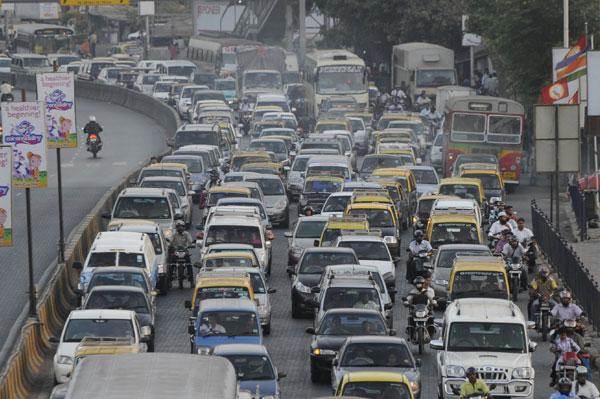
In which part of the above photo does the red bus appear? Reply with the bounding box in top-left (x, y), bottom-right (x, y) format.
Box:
top-left (442, 95), bottom-right (525, 190)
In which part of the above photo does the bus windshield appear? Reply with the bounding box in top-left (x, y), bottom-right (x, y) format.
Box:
top-left (317, 65), bottom-right (365, 94)
top-left (488, 115), bottom-right (522, 144)
top-left (416, 69), bottom-right (455, 87)
top-left (451, 113), bottom-right (485, 142)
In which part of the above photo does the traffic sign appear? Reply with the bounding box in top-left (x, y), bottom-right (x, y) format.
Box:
top-left (59, 0), bottom-right (130, 5)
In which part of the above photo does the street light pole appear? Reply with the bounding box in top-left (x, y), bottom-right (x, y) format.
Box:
top-left (563, 0), bottom-right (569, 48)
top-left (299, 0), bottom-right (306, 67)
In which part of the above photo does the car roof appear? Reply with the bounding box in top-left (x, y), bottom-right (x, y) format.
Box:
top-left (141, 176), bottom-right (185, 183)
top-left (68, 309), bottom-right (135, 320)
top-left (118, 187), bottom-right (171, 197)
top-left (198, 298), bottom-right (258, 312)
top-left (345, 371), bottom-right (410, 384)
top-left (337, 235), bottom-right (385, 243)
top-left (323, 308), bottom-right (382, 317)
top-left (208, 243), bottom-right (254, 250)
top-left (108, 220), bottom-right (160, 233)
top-left (212, 343), bottom-right (269, 356)
top-left (344, 336), bottom-right (409, 345)
top-left (90, 266), bottom-right (146, 275)
top-left (304, 247), bottom-right (356, 254)
top-left (437, 244), bottom-right (490, 251)
top-left (87, 285), bottom-right (146, 294)
top-left (208, 215), bottom-right (261, 226)
top-left (446, 298), bottom-right (524, 322)
top-left (297, 215), bottom-right (330, 222)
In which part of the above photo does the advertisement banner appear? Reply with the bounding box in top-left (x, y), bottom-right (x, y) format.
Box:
top-left (0, 146), bottom-right (12, 247)
top-left (37, 72), bottom-right (77, 149)
top-left (193, 0), bottom-right (244, 33)
top-left (1, 102), bottom-right (48, 189)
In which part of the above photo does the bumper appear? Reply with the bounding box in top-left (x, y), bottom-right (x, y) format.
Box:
top-left (442, 378), bottom-right (533, 398)
top-left (292, 289), bottom-right (315, 315)
top-left (54, 361), bottom-right (71, 384)
top-left (310, 353), bottom-right (336, 372)
top-left (268, 208), bottom-right (288, 224)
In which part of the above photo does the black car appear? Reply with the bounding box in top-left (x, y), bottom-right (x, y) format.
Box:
top-left (288, 248), bottom-right (359, 318)
top-left (305, 308), bottom-right (394, 383)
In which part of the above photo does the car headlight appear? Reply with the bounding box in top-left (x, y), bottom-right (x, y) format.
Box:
top-left (415, 309), bottom-right (428, 318)
top-left (409, 380), bottom-right (420, 393)
top-left (445, 365), bottom-right (465, 378)
top-left (434, 279), bottom-right (448, 286)
top-left (197, 346), bottom-right (211, 355)
top-left (294, 281), bottom-right (312, 294)
top-left (274, 199), bottom-right (287, 211)
top-left (512, 367), bottom-right (534, 379)
top-left (384, 236), bottom-right (397, 244)
top-left (313, 348), bottom-right (335, 356)
top-left (57, 355), bottom-right (73, 365)
top-left (157, 263), bottom-right (165, 274)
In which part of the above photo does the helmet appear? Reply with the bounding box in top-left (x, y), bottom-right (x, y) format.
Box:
top-left (89, 115), bottom-right (96, 122)
top-left (465, 367), bottom-right (477, 376)
top-left (414, 230), bottom-right (424, 238)
top-left (557, 377), bottom-right (572, 393)
top-left (175, 220), bottom-right (185, 228)
top-left (559, 290), bottom-right (572, 300)
top-left (413, 276), bottom-right (425, 288)
top-left (576, 365), bottom-right (588, 376)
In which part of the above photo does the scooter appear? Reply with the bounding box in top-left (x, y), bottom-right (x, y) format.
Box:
top-left (87, 133), bottom-right (102, 158)
top-left (170, 246), bottom-right (193, 289)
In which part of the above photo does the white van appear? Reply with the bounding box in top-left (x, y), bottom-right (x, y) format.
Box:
top-left (11, 53), bottom-right (52, 74)
top-left (156, 60), bottom-right (198, 81)
top-left (75, 231), bottom-right (158, 291)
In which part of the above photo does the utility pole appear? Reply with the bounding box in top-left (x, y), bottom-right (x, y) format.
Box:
top-left (563, 0), bottom-right (569, 48)
top-left (298, 0), bottom-right (306, 67)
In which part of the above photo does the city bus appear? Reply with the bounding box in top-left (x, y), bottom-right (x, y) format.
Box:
top-left (14, 23), bottom-right (76, 54)
top-left (303, 49), bottom-right (368, 118)
top-left (442, 95), bottom-right (525, 190)
top-left (187, 34), bottom-right (259, 75)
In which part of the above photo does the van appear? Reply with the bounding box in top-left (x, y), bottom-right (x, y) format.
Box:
top-left (78, 57), bottom-right (116, 81)
top-left (169, 124), bottom-right (222, 151)
top-left (156, 60), bottom-right (198, 80)
top-left (448, 256), bottom-right (510, 301)
top-left (75, 231), bottom-right (158, 291)
top-left (426, 213), bottom-right (483, 249)
top-left (11, 53), bottom-right (52, 74)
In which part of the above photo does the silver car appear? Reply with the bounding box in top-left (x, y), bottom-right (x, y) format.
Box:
top-left (287, 154), bottom-right (312, 200)
top-left (246, 174), bottom-right (289, 228)
top-left (284, 215), bottom-right (329, 268)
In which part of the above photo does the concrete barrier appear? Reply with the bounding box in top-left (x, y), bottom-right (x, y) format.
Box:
top-left (0, 72), bottom-right (179, 397)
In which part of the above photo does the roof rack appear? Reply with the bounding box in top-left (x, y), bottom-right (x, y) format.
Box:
top-left (78, 337), bottom-right (135, 347)
top-left (339, 229), bottom-right (382, 237)
top-left (327, 215), bottom-right (368, 223)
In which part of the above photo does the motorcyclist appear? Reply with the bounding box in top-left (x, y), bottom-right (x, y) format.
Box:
top-left (493, 229), bottom-right (513, 255)
top-left (550, 377), bottom-right (575, 398)
top-left (0, 80), bottom-right (14, 102)
top-left (551, 290), bottom-right (583, 324)
top-left (406, 230), bottom-right (432, 282)
top-left (169, 220), bottom-right (193, 276)
top-left (404, 276), bottom-right (436, 339)
top-left (551, 327), bottom-right (581, 386)
top-left (571, 366), bottom-right (600, 398)
top-left (488, 211), bottom-right (513, 238)
top-left (83, 115), bottom-right (103, 145)
top-left (528, 265), bottom-right (558, 321)
top-left (502, 236), bottom-right (528, 289)
top-left (504, 205), bottom-right (518, 229)
top-left (459, 367), bottom-right (491, 398)
top-left (513, 217), bottom-right (534, 244)
top-left (415, 90), bottom-right (430, 108)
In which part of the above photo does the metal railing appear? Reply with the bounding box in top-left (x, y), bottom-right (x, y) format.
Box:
top-left (568, 184), bottom-right (588, 241)
top-left (532, 200), bottom-right (600, 328)
top-left (233, 0), bottom-right (279, 38)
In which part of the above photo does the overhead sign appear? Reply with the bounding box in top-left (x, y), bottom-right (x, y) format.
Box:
top-left (1, 102), bottom-right (48, 189)
top-left (193, 0), bottom-right (245, 33)
top-left (37, 72), bottom-right (77, 149)
top-left (534, 104), bottom-right (580, 173)
top-left (59, 0), bottom-right (130, 5)
top-left (139, 0), bottom-right (154, 16)
top-left (0, 146), bottom-right (12, 247)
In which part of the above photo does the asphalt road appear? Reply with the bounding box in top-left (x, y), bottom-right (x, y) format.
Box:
top-left (0, 96), bottom-right (167, 348)
top-left (154, 184), bottom-right (557, 398)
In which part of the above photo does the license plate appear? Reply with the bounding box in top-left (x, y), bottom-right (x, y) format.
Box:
top-left (503, 171), bottom-right (516, 180)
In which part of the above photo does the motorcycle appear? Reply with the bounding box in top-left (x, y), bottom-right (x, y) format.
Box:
top-left (408, 249), bottom-right (431, 281)
top-left (523, 239), bottom-right (538, 273)
top-left (170, 246), bottom-right (193, 289)
top-left (534, 294), bottom-right (553, 341)
top-left (506, 256), bottom-right (523, 302)
top-left (410, 302), bottom-right (431, 355)
top-left (87, 133), bottom-right (102, 158)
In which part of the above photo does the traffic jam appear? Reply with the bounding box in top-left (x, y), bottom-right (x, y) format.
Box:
top-left (31, 41), bottom-right (595, 399)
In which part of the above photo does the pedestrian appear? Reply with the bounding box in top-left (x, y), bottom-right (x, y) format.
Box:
top-left (89, 31), bottom-right (97, 58)
top-left (488, 72), bottom-right (499, 96)
top-left (169, 39), bottom-right (178, 60)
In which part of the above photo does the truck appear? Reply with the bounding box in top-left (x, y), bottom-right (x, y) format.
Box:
top-left (391, 42), bottom-right (456, 102)
top-left (236, 46), bottom-right (286, 98)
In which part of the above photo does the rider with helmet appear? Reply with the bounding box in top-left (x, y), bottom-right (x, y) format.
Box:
top-left (169, 220), bottom-right (194, 278)
top-left (551, 290), bottom-right (583, 324)
top-left (459, 367), bottom-right (491, 398)
top-left (406, 230), bottom-right (432, 282)
top-left (528, 265), bottom-right (559, 321)
top-left (83, 115), bottom-right (103, 144)
top-left (571, 366), bottom-right (600, 398)
top-left (404, 276), bottom-right (436, 339)
top-left (549, 377), bottom-right (575, 398)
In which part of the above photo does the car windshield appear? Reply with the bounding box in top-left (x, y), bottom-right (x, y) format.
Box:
top-left (175, 131), bottom-right (219, 147)
top-left (436, 249), bottom-right (490, 268)
top-left (292, 157), bottom-right (310, 171)
top-left (316, 123), bottom-right (346, 133)
top-left (341, 343), bottom-right (413, 367)
top-left (317, 65), bottom-right (365, 94)
top-left (299, 252), bottom-right (358, 274)
top-left (168, 66), bottom-right (196, 77)
top-left (232, 156), bottom-right (269, 170)
top-left (114, 197), bottom-right (171, 220)
top-left (339, 241), bottom-right (390, 261)
top-left (88, 272), bottom-right (148, 293)
top-left (246, 178), bottom-right (284, 196)
top-left (416, 69), bottom-right (455, 87)
top-left (463, 173), bottom-right (501, 190)
top-left (295, 220), bottom-right (327, 238)
top-left (318, 313), bottom-right (386, 335)
top-left (244, 72), bottom-right (282, 89)
top-left (452, 271), bottom-right (507, 299)
top-left (162, 157), bottom-right (203, 173)
top-left (208, 192), bottom-right (248, 207)
top-left (417, 198), bottom-right (435, 217)
top-left (87, 252), bottom-right (117, 268)
top-left (118, 253), bottom-right (146, 268)
top-left (143, 75), bottom-right (161, 84)
top-left (342, 381), bottom-right (412, 399)
top-left (223, 355), bottom-right (275, 381)
top-left (305, 179), bottom-right (342, 193)
top-left (361, 156), bottom-right (407, 173)
top-left (412, 169), bottom-right (438, 185)
top-left (206, 225), bottom-right (263, 248)
top-left (249, 140), bottom-right (286, 154)
top-left (323, 287), bottom-right (381, 311)
top-left (447, 322), bottom-right (526, 353)
top-left (348, 209), bottom-right (394, 228)
top-left (141, 180), bottom-right (185, 196)
top-left (63, 319), bottom-right (134, 343)
top-left (439, 184), bottom-right (480, 202)
top-left (85, 291), bottom-right (149, 313)
top-left (23, 57), bottom-right (50, 67)
top-left (199, 311), bottom-right (258, 336)
top-left (204, 257), bottom-right (254, 268)
top-left (323, 195), bottom-right (350, 213)
top-left (431, 223), bottom-right (479, 246)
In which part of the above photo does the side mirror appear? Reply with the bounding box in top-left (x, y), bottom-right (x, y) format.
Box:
top-left (267, 288), bottom-right (277, 294)
top-left (140, 326), bottom-right (152, 337)
top-left (72, 261), bottom-right (83, 271)
top-left (313, 239), bottom-right (320, 247)
top-left (430, 339), bottom-right (444, 350)
top-left (305, 327), bottom-right (315, 334)
top-left (277, 371), bottom-right (287, 380)
top-left (184, 300), bottom-right (192, 309)
top-left (265, 241), bottom-right (272, 249)
top-left (284, 232), bottom-right (292, 238)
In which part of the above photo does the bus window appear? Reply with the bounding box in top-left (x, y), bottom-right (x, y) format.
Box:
top-left (487, 115), bottom-right (521, 144)
top-left (451, 113), bottom-right (485, 142)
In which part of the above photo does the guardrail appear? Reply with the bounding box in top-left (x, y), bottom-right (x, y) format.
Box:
top-left (531, 199), bottom-right (600, 328)
top-left (0, 72), bottom-right (179, 397)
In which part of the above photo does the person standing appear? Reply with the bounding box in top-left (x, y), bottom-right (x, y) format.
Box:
top-left (89, 31), bottom-right (97, 58)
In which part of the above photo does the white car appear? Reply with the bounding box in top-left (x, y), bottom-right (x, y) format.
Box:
top-left (430, 132), bottom-right (444, 169)
top-left (321, 192), bottom-right (352, 218)
top-left (139, 176), bottom-right (194, 226)
top-left (52, 309), bottom-right (150, 384)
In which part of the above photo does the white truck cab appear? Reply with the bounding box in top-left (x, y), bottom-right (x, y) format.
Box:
top-left (431, 298), bottom-right (535, 399)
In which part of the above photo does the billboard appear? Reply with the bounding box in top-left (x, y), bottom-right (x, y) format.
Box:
top-left (0, 146), bottom-right (12, 247)
top-left (1, 102), bottom-right (48, 189)
top-left (37, 72), bottom-right (77, 149)
top-left (193, 0), bottom-right (245, 33)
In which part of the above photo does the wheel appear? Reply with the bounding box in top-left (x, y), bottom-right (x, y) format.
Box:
top-left (147, 338), bottom-right (155, 353)
top-left (417, 328), bottom-right (424, 355)
top-left (310, 362), bottom-right (322, 383)
top-left (178, 264), bottom-right (184, 289)
top-left (541, 313), bottom-right (549, 342)
top-left (92, 150), bottom-right (97, 159)
top-left (263, 322), bottom-right (271, 336)
top-left (511, 277), bottom-right (519, 302)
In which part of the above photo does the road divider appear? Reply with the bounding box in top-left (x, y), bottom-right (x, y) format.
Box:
top-left (0, 72), bottom-right (179, 397)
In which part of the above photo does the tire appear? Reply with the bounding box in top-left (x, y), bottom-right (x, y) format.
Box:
top-left (310, 362), bottom-right (321, 383)
top-left (511, 276), bottom-right (519, 302)
top-left (417, 328), bottom-right (424, 355)
top-left (542, 313), bottom-right (549, 342)
top-left (291, 301), bottom-right (301, 319)
top-left (92, 150), bottom-right (97, 159)
top-left (263, 322), bottom-right (271, 336)
top-left (178, 264), bottom-right (184, 290)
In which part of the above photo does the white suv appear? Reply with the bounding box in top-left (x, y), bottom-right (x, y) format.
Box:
top-left (431, 298), bottom-right (536, 399)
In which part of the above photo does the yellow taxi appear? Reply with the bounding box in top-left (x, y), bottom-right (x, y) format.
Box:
top-left (425, 213), bottom-right (483, 249)
top-left (371, 167), bottom-right (418, 214)
top-left (315, 118), bottom-right (352, 134)
top-left (186, 274), bottom-right (255, 315)
top-left (206, 186), bottom-right (252, 208)
top-left (335, 371), bottom-right (414, 398)
top-left (144, 162), bottom-right (189, 180)
top-left (448, 256), bottom-right (510, 301)
top-left (230, 150), bottom-right (273, 171)
top-left (240, 161), bottom-right (284, 177)
top-left (345, 201), bottom-right (400, 255)
top-left (437, 177), bottom-right (485, 207)
top-left (413, 194), bottom-right (458, 230)
top-left (459, 165), bottom-right (504, 202)
top-left (376, 144), bottom-right (417, 164)
top-left (368, 178), bottom-right (411, 229)
top-left (200, 251), bottom-right (259, 269)
top-left (318, 215), bottom-right (369, 247)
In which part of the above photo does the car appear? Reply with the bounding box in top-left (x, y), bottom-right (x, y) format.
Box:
top-left (188, 298), bottom-right (262, 355)
top-left (331, 336), bottom-right (421, 397)
top-left (139, 176), bottom-right (194, 226)
top-left (81, 266), bottom-right (153, 304)
top-left (47, 53), bottom-right (80, 67)
top-left (215, 198), bottom-right (270, 231)
top-left (222, 181), bottom-right (265, 203)
top-left (288, 247), bottom-right (359, 318)
top-left (161, 154), bottom-right (207, 202)
top-left (306, 308), bottom-right (394, 383)
top-left (287, 154), bottom-right (313, 199)
top-left (175, 144), bottom-right (222, 174)
top-left (52, 309), bottom-right (150, 384)
top-left (96, 66), bottom-right (130, 85)
top-left (248, 138), bottom-right (290, 164)
top-left (205, 244), bottom-right (262, 270)
top-left (321, 192), bottom-right (353, 218)
top-left (299, 175), bottom-right (344, 215)
top-left (344, 202), bottom-right (400, 256)
top-left (245, 174), bottom-right (289, 227)
top-left (82, 286), bottom-right (156, 351)
top-left (347, 117), bottom-right (369, 155)
top-left (213, 344), bottom-right (284, 398)
top-left (334, 371), bottom-right (415, 398)
top-left (359, 154), bottom-right (412, 180)
top-left (133, 73), bottom-right (163, 95)
top-left (177, 84), bottom-right (210, 118)
top-left (430, 132), bottom-right (444, 169)
top-left (199, 251), bottom-right (260, 270)
top-left (284, 215), bottom-right (329, 267)
top-left (450, 153), bottom-right (499, 177)
top-left (406, 165), bottom-right (439, 197)
top-left (317, 215), bottom-right (370, 247)
top-left (186, 270), bottom-right (255, 316)
top-left (448, 256), bottom-right (510, 301)
top-left (136, 163), bottom-right (190, 187)
top-left (153, 80), bottom-right (177, 102)
top-left (11, 53), bottom-right (52, 74)
top-left (321, 264), bottom-right (395, 306)
top-left (431, 298), bottom-right (535, 399)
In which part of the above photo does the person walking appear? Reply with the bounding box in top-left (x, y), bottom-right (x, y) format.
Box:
top-left (89, 31), bottom-right (97, 58)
